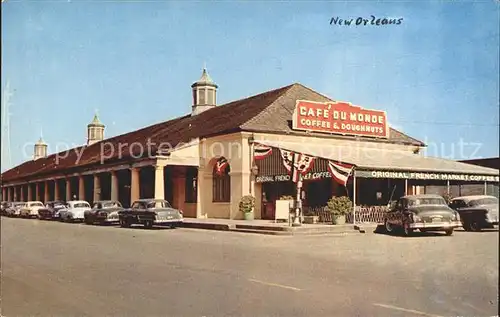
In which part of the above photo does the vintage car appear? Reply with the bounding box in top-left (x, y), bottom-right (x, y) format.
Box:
top-left (384, 194), bottom-right (461, 236)
top-left (38, 201), bottom-right (67, 220)
top-left (449, 195), bottom-right (499, 231)
top-left (118, 199), bottom-right (183, 229)
top-left (5, 202), bottom-right (26, 217)
top-left (20, 201), bottom-right (45, 218)
top-left (84, 200), bottom-right (124, 225)
top-left (1, 202), bottom-right (12, 216)
top-left (58, 200), bottom-right (91, 223)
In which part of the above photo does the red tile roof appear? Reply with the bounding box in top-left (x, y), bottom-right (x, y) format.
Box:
top-left (1, 83), bottom-right (424, 183)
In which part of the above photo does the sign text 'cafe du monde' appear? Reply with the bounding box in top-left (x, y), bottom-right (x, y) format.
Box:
top-left (292, 100), bottom-right (389, 138)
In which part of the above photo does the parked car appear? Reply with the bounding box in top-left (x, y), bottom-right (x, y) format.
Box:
top-left (38, 201), bottom-right (67, 220)
top-left (58, 200), bottom-right (91, 223)
top-left (84, 200), bottom-right (124, 225)
top-left (449, 195), bottom-right (499, 231)
top-left (5, 202), bottom-right (26, 217)
top-left (118, 199), bottom-right (183, 229)
top-left (384, 194), bottom-right (461, 236)
top-left (1, 201), bottom-right (12, 216)
top-left (20, 201), bottom-right (45, 218)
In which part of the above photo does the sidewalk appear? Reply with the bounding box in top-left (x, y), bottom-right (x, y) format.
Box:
top-left (181, 218), bottom-right (372, 236)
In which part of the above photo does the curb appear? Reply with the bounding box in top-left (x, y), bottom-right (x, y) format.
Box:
top-left (181, 221), bottom-right (358, 236)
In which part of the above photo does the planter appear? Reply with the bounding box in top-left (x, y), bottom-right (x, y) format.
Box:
top-left (332, 215), bottom-right (346, 225)
top-left (244, 212), bottom-right (254, 220)
top-left (303, 215), bottom-right (319, 224)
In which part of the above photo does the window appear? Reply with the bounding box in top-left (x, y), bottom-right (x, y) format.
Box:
top-left (103, 201), bottom-right (122, 208)
top-left (207, 89), bottom-right (214, 105)
top-left (193, 90), bottom-right (197, 105)
top-left (73, 202), bottom-right (90, 208)
top-left (198, 89), bottom-right (206, 104)
top-left (185, 167), bottom-right (198, 203)
top-left (146, 200), bottom-right (172, 209)
top-left (449, 200), bottom-right (466, 209)
top-left (131, 202), bottom-right (144, 209)
top-left (470, 197), bottom-right (498, 206)
top-left (213, 163), bottom-right (230, 202)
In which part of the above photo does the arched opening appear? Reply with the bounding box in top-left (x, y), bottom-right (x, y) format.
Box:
top-left (212, 157), bottom-right (230, 202)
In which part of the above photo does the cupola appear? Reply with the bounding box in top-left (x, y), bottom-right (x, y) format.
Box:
top-left (34, 136), bottom-right (47, 160)
top-left (191, 67), bottom-right (218, 116)
top-left (87, 112), bottom-right (105, 145)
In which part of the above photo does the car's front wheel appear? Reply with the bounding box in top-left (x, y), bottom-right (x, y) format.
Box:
top-left (444, 228), bottom-right (454, 236)
top-left (84, 216), bottom-right (92, 225)
top-left (469, 221), bottom-right (481, 232)
top-left (384, 219), bottom-right (394, 234)
top-left (144, 220), bottom-right (153, 229)
top-left (119, 218), bottom-right (130, 228)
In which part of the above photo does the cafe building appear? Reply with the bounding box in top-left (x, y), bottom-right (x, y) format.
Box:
top-left (1, 69), bottom-right (499, 222)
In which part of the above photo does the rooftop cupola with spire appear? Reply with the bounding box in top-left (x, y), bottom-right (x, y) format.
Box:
top-left (34, 135), bottom-right (47, 160)
top-left (87, 112), bottom-right (105, 146)
top-left (191, 67), bottom-right (218, 116)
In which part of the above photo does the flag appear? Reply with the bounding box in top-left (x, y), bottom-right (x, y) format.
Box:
top-left (254, 143), bottom-right (273, 160)
top-left (295, 153), bottom-right (315, 175)
top-left (280, 149), bottom-right (294, 172)
top-left (327, 161), bottom-right (354, 186)
top-left (280, 149), bottom-right (315, 183)
top-left (215, 157), bottom-right (229, 175)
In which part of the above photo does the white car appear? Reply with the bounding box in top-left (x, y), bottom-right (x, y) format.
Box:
top-left (59, 200), bottom-right (91, 223)
top-left (20, 201), bottom-right (45, 218)
top-left (8, 202), bottom-right (26, 217)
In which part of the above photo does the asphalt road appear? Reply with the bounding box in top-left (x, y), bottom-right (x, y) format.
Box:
top-left (1, 217), bottom-right (498, 317)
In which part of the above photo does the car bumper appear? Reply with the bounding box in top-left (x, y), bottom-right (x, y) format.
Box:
top-left (98, 217), bottom-right (120, 223)
top-left (153, 218), bottom-right (183, 224)
top-left (410, 221), bottom-right (462, 229)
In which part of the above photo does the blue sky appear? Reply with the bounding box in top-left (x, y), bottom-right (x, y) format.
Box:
top-left (1, 0), bottom-right (499, 172)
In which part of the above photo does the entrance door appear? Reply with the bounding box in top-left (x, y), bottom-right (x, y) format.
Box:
top-left (261, 182), bottom-right (295, 220)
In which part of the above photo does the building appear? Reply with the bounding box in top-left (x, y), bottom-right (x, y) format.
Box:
top-left (460, 157), bottom-right (499, 170)
top-left (1, 69), bottom-right (499, 221)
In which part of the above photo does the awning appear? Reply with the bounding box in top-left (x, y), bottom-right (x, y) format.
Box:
top-left (254, 140), bottom-right (499, 182)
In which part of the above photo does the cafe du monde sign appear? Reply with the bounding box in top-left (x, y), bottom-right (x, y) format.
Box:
top-left (292, 100), bottom-right (389, 138)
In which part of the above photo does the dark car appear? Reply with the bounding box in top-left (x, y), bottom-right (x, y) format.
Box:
top-left (384, 194), bottom-right (461, 236)
top-left (449, 195), bottom-right (499, 231)
top-left (38, 201), bottom-right (67, 220)
top-left (84, 200), bottom-right (124, 225)
top-left (118, 199), bottom-right (183, 229)
top-left (1, 202), bottom-right (12, 216)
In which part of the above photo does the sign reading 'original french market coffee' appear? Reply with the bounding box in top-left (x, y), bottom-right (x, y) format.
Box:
top-left (292, 100), bottom-right (389, 138)
top-left (355, 170), bottom-right (500, 182)
top-left (256, 171), bottom-right (332, 183)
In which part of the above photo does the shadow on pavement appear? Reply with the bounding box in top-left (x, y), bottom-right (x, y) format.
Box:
top-left (372, 225), bottom-right (456, 237)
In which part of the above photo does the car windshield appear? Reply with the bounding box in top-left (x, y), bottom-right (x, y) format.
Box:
top-left (470, 197), bottom-right (498, 206)
top-left (146, 201), bottom-right (172, 209)
top-left (30, 202), bottom-right (44, 207)
top-left (103, 202), bottom-right (122, 208)
top-left (73, 203), bottom-right (90, 208)
top-left (408, 197), bottom-right (446, 206)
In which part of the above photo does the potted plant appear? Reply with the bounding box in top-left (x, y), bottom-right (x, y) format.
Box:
top-left (327, 196), bottom-right (352, 225)
top-left (239, 195), bottom-right (256, 220)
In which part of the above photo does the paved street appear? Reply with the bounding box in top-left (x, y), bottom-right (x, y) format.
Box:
top-left (1, 217), bottom-right (498, 317)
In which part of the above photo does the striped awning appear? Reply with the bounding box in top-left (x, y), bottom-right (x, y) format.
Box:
top-left (253, 140), bottom-right (499, 183)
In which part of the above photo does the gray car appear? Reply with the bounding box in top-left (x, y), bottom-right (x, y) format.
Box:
top-left (449, 195), bottom-right (499, 231)
top-left (118, 199), bottom-right (183, 229)
top-left (384, 194), bottom-right (462, 236)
